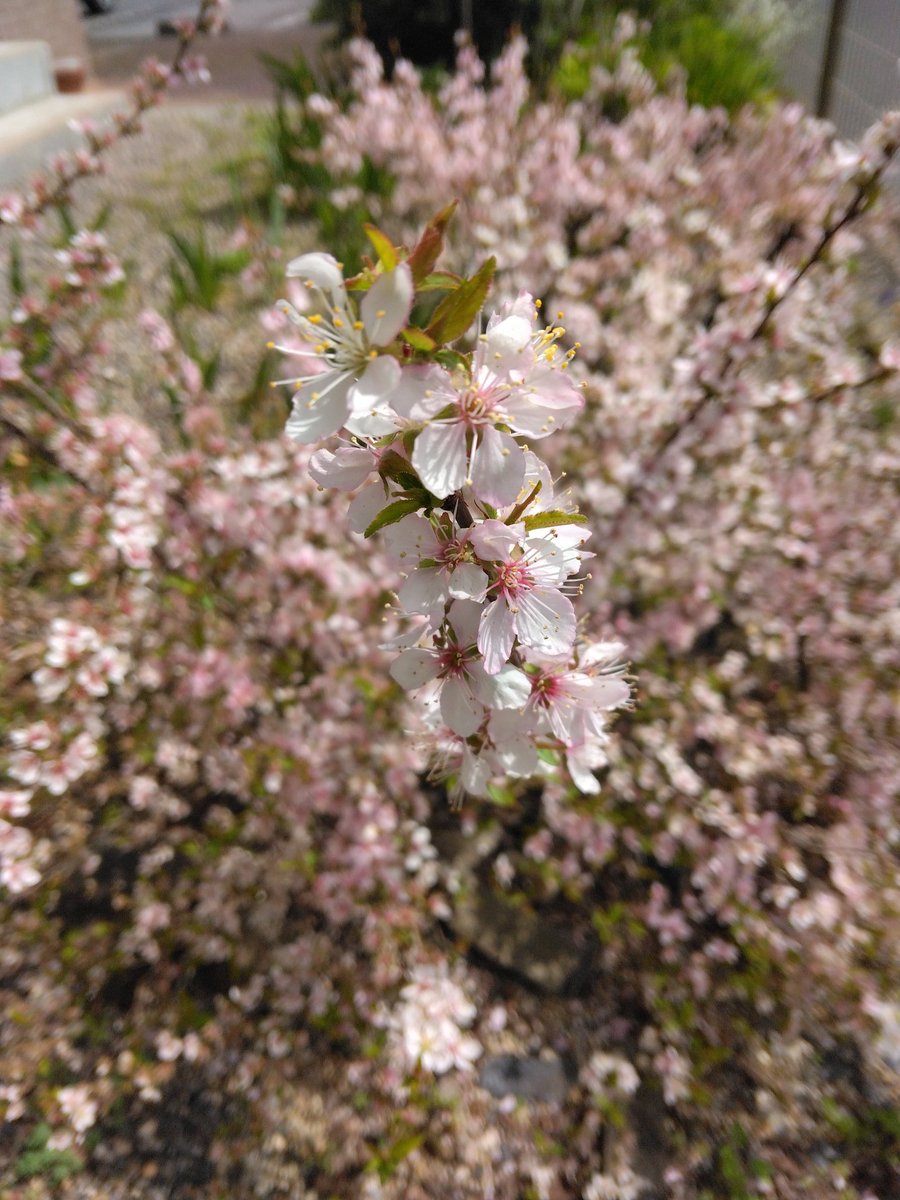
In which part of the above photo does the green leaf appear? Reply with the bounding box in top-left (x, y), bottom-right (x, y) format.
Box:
top-left (8, 238), bottom-right (25, 298)
top-left (426, 256), bottom-right (496, 344)
top-left (486, 781), bottom-right (517, 806)
top-left (417, 271), bottom-right (463, 292)
top-left (57, 203), bottom-right (78, 243)
top-left (364, 497), bottom-right (425, 538)
top-left (201, 350), bottom-right (221, 390)
top-left (90, 201), bottom-right (113, 232)
top-left (401, 326), bottom-right (436, 352)
top-left (523, 509), bottom-right (588, 531)
top-left (364, 224), bottom-right (398, 271)
top-left (378, 450), bottom-right (422, 490)
top-left (433, 348), bottom-right (468, 372)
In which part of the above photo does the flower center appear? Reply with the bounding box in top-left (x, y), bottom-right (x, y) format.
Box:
top-left (435, 536), bottom-right (474, 571)
top-left (530, 671), bottom-right (563, 708)
top-left (437, 643), bottom-right (474, 678)
top-left (494, 558), bottom-right (534, 599)
top-left (458, 371), bottom-right (508, 428)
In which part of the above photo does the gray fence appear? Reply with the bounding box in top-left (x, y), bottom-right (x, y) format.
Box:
top-left (781, 0), bottom-right (900, 139)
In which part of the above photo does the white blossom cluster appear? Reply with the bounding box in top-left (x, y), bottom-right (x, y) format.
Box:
top-left (276, 248), bottom-right (631, 797)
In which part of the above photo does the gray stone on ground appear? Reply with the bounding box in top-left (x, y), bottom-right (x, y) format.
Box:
top-left (479, 1054), bottom-right (572, 1104)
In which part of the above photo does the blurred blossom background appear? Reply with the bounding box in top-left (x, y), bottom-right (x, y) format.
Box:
top-left (0, 1), bottom-right (898, 1197)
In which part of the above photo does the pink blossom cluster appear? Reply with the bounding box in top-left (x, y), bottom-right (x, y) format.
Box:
top-left (291, 14), bottom-right (900, 1049)
top-left (383, 962), bottom-right (481, 1075)
top-left (3, 10), bottom-right (900, 1194)
top-left (274, 241), bottom-right (631, 799)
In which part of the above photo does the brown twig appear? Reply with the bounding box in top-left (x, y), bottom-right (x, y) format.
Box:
top-left (607, 146), bottom-right (899, 539)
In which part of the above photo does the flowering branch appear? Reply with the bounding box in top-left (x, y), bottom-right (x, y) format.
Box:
top-left (273, 213), bottom-right (631, 800)
top-left (607, 116), bottom-right (900, 535)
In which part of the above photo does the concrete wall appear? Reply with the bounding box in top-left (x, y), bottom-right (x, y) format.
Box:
top-left (0, 0), bottom-right (91, 70)
top-left (781, 0), bottom-right (900, 139)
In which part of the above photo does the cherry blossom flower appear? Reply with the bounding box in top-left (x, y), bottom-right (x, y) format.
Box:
top-left (278, 253), bottom-right (414, 442)
top-left (409, 299), bottom-right (582, 506)
top-left (524, 642), bottom-right (631, 744)
top-left (390, 600), bottom-right (529, 736)
top-left (385, 513), bottom-right (488, 621)
top-left (388, 962), bottom-right (482, 1075)
top-left (471, 520), bottom-right (577, 673)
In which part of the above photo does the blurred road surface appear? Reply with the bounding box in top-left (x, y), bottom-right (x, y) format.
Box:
top-left (85, 0), bottom-right (328, 100)
top-left (85, 0), bottom-right (316, 40)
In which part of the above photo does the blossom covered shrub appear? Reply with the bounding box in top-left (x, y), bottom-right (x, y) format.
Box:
top-left (1, 6), bottom-right (900, 1198)
top-left (266, 24), bottom-right (900, 1194)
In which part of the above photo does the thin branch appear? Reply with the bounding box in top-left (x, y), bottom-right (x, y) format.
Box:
top-left (608, 145), bottom-right (900, 537)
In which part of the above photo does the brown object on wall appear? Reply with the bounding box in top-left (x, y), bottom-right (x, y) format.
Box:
top-left (0, 0), bottom-right (92, 78)
top-left (55, 57), bottom-right (87, 93)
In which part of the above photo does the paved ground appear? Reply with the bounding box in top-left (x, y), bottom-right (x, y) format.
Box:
top-left (85, 0), bottom-right (317, 40)
top-left (86, 0), bottom-right (329, 101)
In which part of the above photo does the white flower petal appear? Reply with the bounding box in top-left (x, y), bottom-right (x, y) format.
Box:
top-left (349, 354), bottom-right (402, 410)
top-left (348, 482), bottom-right (387, 534)
top-left (448, 563), bottom-right (488, 601)
top-left (461, 746), bottom-right (492, 797)
top-left (285, 252), bottom-right (347, 301)
top-left (578, 676), bottom-right (631, 711)
top-left (361, 263), bottom-right (414, 346)
top-left (440, 677), bottom-right (483, 738)
top-left (523, 537), bottom-right (570, 585)
top-left (308, 446), bottom-right (374, 491)
top-left (285, 375), bottom-right (353, 442)
top-left (478, 598), bottom-right (517, 675)
top-left (484, 313), bottom-right (532, 362)
top-left (567, 741), bottom-right (607, 794)
top-left (515, 588), bottom-right (576, 656)
top-left (412, 421), bottom-right (468, 499)
top-left (383, 514), bottom-right (439, 567)
top-left (580, 641), bottom-right (627, 668)
top-left (472, 662), bottom-right (531, 710)
top-left (489, 710), bottom-right (540, 776)
top-left (470, 426), bottom-right (526, 507)
top-left (447, 599), bottom-right (483, 646)
top-left (391, 364), bottom-right (452, 419)
top-left (390, 648), bottom-right (441, 691)
top-left (398, 567), bottom-right (447, 614)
